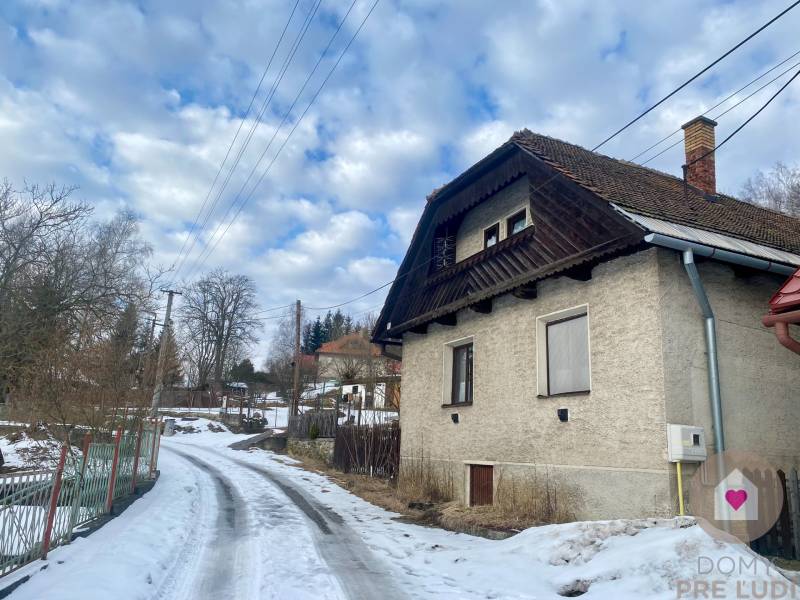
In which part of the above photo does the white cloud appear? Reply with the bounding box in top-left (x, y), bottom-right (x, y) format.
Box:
top-left (2, 0), bottom-right (799, 365)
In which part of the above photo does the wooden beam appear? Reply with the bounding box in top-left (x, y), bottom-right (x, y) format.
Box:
top-left (565, 263), bottom-right (593, 282)
top-left (512, 282), bottom-right (538, 300)
top-left (409, 323), bottom-right (428, 334)
top-left (470, 299), bottom-right (492, 314)
top-left (434, 313), bottom-right (457, 327)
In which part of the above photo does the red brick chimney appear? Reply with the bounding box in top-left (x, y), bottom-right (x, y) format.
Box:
top-left (681, 116), bottom-right (717, 196)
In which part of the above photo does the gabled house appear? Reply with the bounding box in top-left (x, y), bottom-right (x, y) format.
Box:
top-left (373, 118), bottom-right (800, 518)
top-left (317, 333), bottom-right (401, 409)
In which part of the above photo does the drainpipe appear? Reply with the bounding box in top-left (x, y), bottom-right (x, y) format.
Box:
top-left (762, 310), bottom-right (800, 355)
top-left (682, 249), bottom-right (725, 454)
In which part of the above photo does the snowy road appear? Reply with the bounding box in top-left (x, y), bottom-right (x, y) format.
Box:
top-left (163, 445), bottom-right (405, 600)
top-left (6, 418), bottom-right (797, 600)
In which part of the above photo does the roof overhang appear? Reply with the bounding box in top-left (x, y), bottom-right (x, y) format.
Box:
top-left (613, 204), bottom-right (800, 271)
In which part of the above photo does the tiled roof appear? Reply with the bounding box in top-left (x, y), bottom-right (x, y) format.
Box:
top-left (317, 333), bottom-right (381, 357)
top-left (510, 129), bottom-right (800, 254)
top-left (769, 268), bottom-right (800, 313)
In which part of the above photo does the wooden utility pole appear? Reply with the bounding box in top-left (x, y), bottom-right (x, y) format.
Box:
top-left (150, 289), bottom-right (182, 416)
top-left (292, 299), bottom-right (302, 416)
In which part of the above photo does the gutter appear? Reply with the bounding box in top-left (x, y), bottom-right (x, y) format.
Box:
top-left (645, 233), bottom-right (797, 454)
top-left (762, 310), bottom-right (800, 355)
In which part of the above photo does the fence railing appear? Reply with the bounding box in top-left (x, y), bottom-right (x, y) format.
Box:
top-left (288, 411), bottom-right (337, 439)
top-left (332, 423), bottom-right (400, 479)
top-left (749, 467), bottom-right (800, 560)
top-left (0, 418), bottom-right (163, 578)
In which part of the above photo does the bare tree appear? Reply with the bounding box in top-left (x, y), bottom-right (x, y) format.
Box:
top-left (178, 269), bottom-right (260, 397)
top-left (740, 162), bottom-right (800, 217)
top-left (0, 181), bottom-right (164, 432)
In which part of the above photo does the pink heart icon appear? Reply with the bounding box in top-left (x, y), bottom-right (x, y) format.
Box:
top-left (725, 489), bottom-right (748, 511)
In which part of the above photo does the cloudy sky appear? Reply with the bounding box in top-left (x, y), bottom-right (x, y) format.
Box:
top-left (1, 0), bottom-right (798, 364)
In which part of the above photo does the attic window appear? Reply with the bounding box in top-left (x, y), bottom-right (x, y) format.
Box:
top-left (507, 210), bottom-right (527, 236)
top-left (484, 223), bottom-right (499, 249)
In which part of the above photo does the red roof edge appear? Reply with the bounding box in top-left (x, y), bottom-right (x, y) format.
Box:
top-left (769, 268), bottom-right (800, 314)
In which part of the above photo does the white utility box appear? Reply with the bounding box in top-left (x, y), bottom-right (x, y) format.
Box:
top-left (667, 424), bottom-right (707, 462)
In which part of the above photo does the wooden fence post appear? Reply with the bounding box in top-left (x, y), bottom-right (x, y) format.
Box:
top-left (130, 421), bottom-right (144, 494)
top-left (106, 427), bottom-right (122, 514)
top-left (41, 444), bottom-right (68, 559)
top-left (787, 468), bottom-right (800, 560)
top-left (152, 417), bottom-right (163, 474)
top-left (148, 418), bottom-right (159, 478)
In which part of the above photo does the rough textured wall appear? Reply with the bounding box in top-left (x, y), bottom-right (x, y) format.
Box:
top-left (400, 249), bottom-right (673, 519)
top-left (455, 177), bottom-right (530, 262)
top-left (657, 249), bottom-right (800, 471)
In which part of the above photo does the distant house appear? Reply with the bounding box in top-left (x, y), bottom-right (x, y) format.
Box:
top-left (373, 118), bottom-right (800, 518)
top-left (317, 333), bottom-right (400, 409)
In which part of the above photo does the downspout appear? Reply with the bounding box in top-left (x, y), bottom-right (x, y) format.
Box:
top-left (762, 309), bottom-right (800, 355)
top-left (682, 249), bottom-right (725, 454)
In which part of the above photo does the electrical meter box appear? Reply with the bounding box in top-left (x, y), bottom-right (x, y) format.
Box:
top-left (667, 424), bottom-right (707, 462)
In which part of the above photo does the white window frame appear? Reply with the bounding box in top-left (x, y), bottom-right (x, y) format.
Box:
top-left (503, 205), bottom-right (530, 238)
top-left (442, 336), bottom-right (474, 405)
top-left (536, 305), bottom-right (591, 397)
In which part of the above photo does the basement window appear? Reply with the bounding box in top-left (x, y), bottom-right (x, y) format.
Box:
top-left (536, 307), bottom-right (591, 397)
top-left (484, 223), bottom-right (499, 249)
top-left (507, 209), bottom-right (528, 236)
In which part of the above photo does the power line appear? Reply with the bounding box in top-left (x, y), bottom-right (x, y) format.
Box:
top-left (169, 0), bottom-right (302, 283)
top-left (685, 65), bottom-right (800, 168)
top-left (629, 48), bottom-right (800, 162)
top-left (640, 59), bottom-right (800, 165)
top-left (175, 1), bottom-right (322, 284)
top-left (592, 0), bottom-right (800, 152)
top-left (183, 0), bottom-right (376, 281)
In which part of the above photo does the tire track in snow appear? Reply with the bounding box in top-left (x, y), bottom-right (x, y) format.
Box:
top-left (148, 450), bottom-right (215, 600)
top-left (158, 447), bottom-right (258, 600)
top-left (190, 446), bottom-right (408, 600)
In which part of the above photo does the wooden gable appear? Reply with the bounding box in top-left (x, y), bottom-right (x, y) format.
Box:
top-left (373, 146), bottom-right (646, 342)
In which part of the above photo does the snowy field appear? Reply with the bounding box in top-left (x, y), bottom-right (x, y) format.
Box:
top-left (6, 417), bottom-right (797, 599)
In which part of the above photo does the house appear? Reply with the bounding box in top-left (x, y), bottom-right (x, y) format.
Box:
top-left (317, 333), bottom-right (400, 409)
top-left (373, 117), bottom-right (800, 519)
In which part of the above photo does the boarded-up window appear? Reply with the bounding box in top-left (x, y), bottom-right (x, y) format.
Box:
top-left (470, 464), bottom-right (493, 506)
top-left (546, 314), bottom-right (590, 395)
top-left (451, 343), bottom-right (473, 404)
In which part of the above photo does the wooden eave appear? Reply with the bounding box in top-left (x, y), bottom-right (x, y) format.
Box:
top-left (372, 144), bottom-right (647, 343)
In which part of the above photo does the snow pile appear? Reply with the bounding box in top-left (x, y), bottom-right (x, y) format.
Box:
top-left (232, 448), bottom-right (796, 600)
top-left (0, 430), bottom-right (65, 471)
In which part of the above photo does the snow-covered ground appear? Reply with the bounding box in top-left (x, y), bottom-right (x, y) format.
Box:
top-left (0, 430), bottom-right (65, 471)
top-left (7, 417), bottom-right (797, 599)
top-left (161, 405), bottom-right (398, 428)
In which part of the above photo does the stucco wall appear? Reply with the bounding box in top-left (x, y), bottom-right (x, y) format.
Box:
top-left (399, 249), bottom-right (674, 519)
top-left (455, 177), bottom-right (531, 262)
top-left (657, 249), bottom-right (800, 471)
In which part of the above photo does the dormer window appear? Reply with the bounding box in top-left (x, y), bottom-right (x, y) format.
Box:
top-left (507, 209), bottom-right (527, 236)
top-left (484, 223), bottom-right (499, 249)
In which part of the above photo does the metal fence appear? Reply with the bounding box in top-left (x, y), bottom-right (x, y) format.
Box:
top-left (0, 418), bottom-right (163, 578)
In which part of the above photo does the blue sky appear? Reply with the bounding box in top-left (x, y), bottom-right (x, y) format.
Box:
top-left (1, 0), bottom-right (798, 363)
